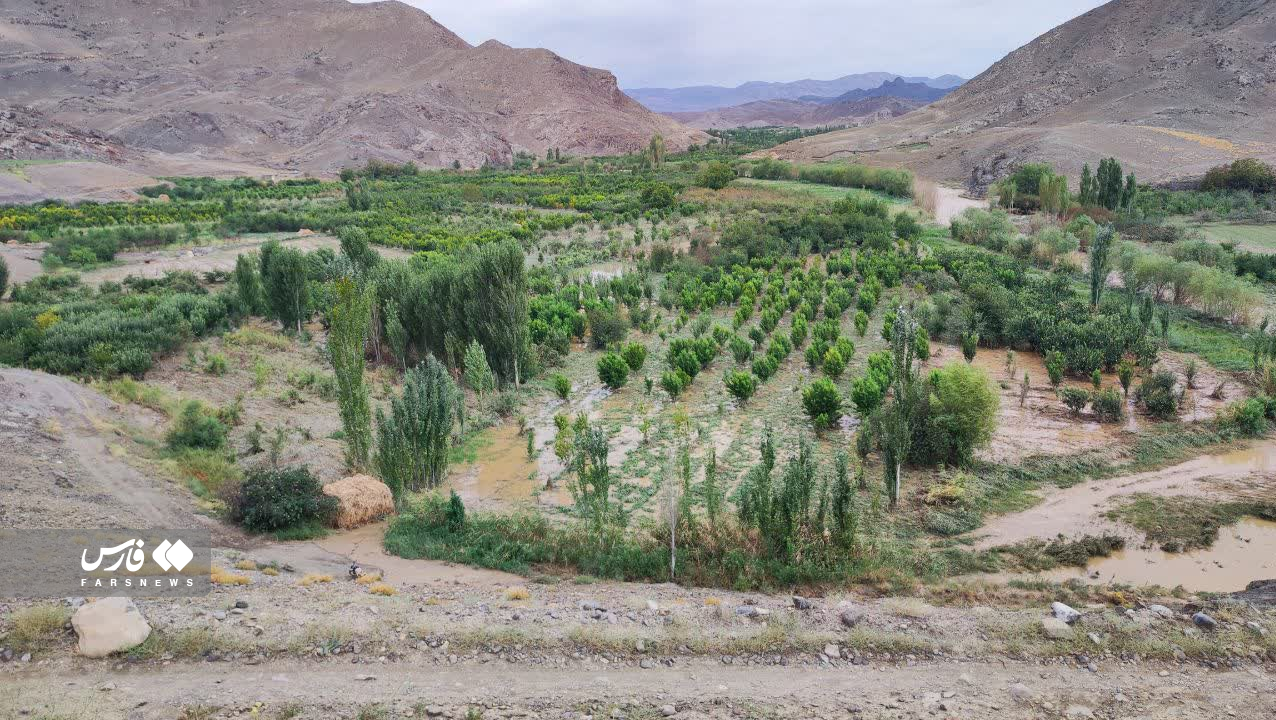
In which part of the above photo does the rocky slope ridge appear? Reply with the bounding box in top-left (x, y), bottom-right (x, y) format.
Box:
top-left (0, 0), bottom-right (703, 175)
top-left (765, 0), bottom-right (1276, 188)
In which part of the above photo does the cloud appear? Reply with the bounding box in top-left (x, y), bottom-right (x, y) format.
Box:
top-left (367, 0), bottom-right (1107, 88)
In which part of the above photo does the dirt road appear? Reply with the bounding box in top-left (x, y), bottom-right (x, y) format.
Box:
top-left (3, 654), bottom-right (1271, 719)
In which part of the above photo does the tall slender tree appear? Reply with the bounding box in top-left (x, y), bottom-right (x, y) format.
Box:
top-left (330, 278), bottom-right (373, 469)
top-left (1089, 225), bottom-right (1116, 310)
top-left (374, 356), bottom-right (457, 499)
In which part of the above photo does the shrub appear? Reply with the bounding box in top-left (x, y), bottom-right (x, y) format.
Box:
top-left (587, 305), bottom-right (628, 349)
top-left (913, 363), bottom-right (999, 466)
top-left (801, 378), bottom-right (842, 430)
top-left (597, 352), bottom-right (629, 390)
top-left (723, 369), bottom-right (757, 404)
top-left (661, 370), bottom-right (688, 398)
top-left (729, 335), bottom-right (752, 364)
top-left (1219, 398), bottom-right (1268, 437)
top-left (696, 162), bottom-right (736, 190)
top-left (165, 401), bottom-right (227, 451)
top-left (621, 342), bottom-right (647, 371)
top-left (551, 373), bottom-right (572, 400)
top-left (1059, 386), bottom-right (1090, 415)
top-left (950, 209), bottom-right (1015, 251)
top-left (1091, 388), bottom-right (1124, 422)
top-left (1135, 371), bottom-right (1179, 420)
top-left (821, 347), bottom-right (846, 378)
top-left (225, 466), bottom-right (337, 535)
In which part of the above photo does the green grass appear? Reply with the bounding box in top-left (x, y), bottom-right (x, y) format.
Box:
top-left (1171, 219), bottom-right (1276, 253)
top-left (1107, 494), bottom-right (1276, 552)
top-left (5, 604), bottom-right (71, 652)
top-left (735, 178), bottom-right (912, 212)
top-left (1169, 313), bottom-right (1256, 372)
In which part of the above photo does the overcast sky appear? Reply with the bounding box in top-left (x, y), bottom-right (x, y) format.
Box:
top-left (378, 0), bottom-right (1109, 88)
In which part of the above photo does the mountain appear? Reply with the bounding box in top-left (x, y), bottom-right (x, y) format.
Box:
top-left (810, 78), bottom-right (954, 105)
top-left (625, 73), bottom-right (963, 113)
top-left (764, 0), bottom-right (1276, 190)
top-left (667, 96), bottom-right (926, 131)
top-left (0, 0), bottom-right (704, 182)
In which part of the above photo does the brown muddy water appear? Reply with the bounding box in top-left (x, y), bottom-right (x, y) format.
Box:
top-left (1040, 517), bottom-right (1276, 592)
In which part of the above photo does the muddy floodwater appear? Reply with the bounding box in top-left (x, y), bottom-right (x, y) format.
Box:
top-left (1040, 517), bottom-right (1276, 592)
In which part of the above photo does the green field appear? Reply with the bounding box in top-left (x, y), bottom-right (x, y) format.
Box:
top-left (1172, 219), bottom-right (1276, 253)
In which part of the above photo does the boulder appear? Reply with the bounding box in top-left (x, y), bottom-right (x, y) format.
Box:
top-left (839, 605), bottom-right (865, 628)
top-left (1052, 602), bottom-right (1081, 624)
top-left (1147, 604), bottom-right (1174, 620)
top-left (1041, 617), bottom-right (1074, 640)
top-left (1191, 611), bottom-right (1218, 630)
top-left (72, 597), bottom-right (151, 658)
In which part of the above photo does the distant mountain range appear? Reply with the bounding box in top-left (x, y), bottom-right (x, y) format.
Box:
top-left (625, 74), bottom-right (965, 113)
top-left (801, 78), bottom-right (954, 105)
top-left (763, 0), bottom-right (1276, 189)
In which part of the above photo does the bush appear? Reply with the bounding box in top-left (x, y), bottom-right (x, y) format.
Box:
top-left (661, 370), bottom-right (688, 398)
top-left (723, 369), bottom-right (757, 404)
top-left (697, 162), bottom-right (736, 190)
top-left (166, 401), bottom-right (227, 451)
top-left (1059, 387), bottom-right (1090, 415)
top-left (950, 208), bottom-right (1015, 251)
top-left (587, 305), bottom-right (628, 349)
top-left (1219, 398), bottom-right (1268, 437)
top-left (801, 378), bottom-right (842, 430)
top-left (225, 466), bottom-right (337, 534)
top-left (913, 363), bottom-right (999, 466)
top-left (551, 373), bottom-right (572, 399)
top-left (597, 352), bottom-right (629, 389)
top-left (621, 342), bottom-right (647, 371)
top-left (1091, 388), bottom-right (1124, 423)
top-left (1135, 371), bottom-right (1179, 420)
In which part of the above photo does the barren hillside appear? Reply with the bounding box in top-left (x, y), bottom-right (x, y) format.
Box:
top-left (765, 0), bottom-right (1276, 190)
top-left (0, 0), bottom-right (704, 178)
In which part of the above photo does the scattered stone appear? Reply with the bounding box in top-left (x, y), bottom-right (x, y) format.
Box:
top-left (1148, 604), bottom-right (1174, 619)
top-left (822, 644), bottom-right (841, 659)
top-left (645, 600), bottom-right (659, 612)
top-left (1041, 617), bottom-right (1074, 640)
top-left (1192, 612), bottom-right (1218, 630)
top-left (234, 599), bottom-right (248, 609)
top-left (1008, 683), bottom-right (1035, 704)
top-left (660, 705), bottom-right (676, 717)
top-left (1064, 705), bottom-right (1095, 719)
top-left (792, 596), bottom-right (813, 610)
top-left (1245, 621), bottom-right (1266, 637)
top-left (839, 607), bottom-right (865, 628)
top-left (635, 639), bottom-right (646, 653)
top-left (72, 597), bottom-right (151, 658)
top-left (1052, 602), bottom-right (1081, 624)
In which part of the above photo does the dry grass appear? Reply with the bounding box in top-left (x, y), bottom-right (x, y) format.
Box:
top-left (210, 567), bottom-right (251, 585)
top-left (323, 475), bottom-right (395, 529)
top-left (262, 566), bottom-right (280, 577)
top-left (223, 325), bottom-right (291, 350)
top-left (354, 572), bottom-right (382, 585)
top-left (298, 573), bottom-right (333, 587)
top-left (505, 586), bottom-right (531, 601)
top-left (915, 179), bottom-right (940, 218)
top-left (881, 597), bottom-right (935, 619)
top-left (233, 559), bottom-right (258, 571)
top-left (7, 604), bottom-right (71, 651)
top-left (703, 597), bottom-right (721, 607)
top-left (367, 582), bottom-right (397, 596)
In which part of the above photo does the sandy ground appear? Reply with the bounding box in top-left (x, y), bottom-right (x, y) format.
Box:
top-left (0, 242), bottom-right (45, 286)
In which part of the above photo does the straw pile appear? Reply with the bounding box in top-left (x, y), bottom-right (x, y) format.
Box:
top-left (322, 474), bottom-right (394, 529)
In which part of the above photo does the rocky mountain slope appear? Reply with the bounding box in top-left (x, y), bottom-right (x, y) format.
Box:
top-left (810, 78), bottom-right (953, 105)
top-left (765, 0), bottom-right (1276, 189)
top-left (667, 96), bottom-right (925, 131)
top-left (627, 73), bottom-right (963, 113)
top-left (0, 0), bottom-right (703, 177)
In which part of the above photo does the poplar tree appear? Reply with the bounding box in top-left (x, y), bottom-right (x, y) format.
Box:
top-left (330, 278), bottom-right (372, 469)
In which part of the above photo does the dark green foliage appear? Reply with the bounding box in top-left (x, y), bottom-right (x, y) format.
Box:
top-left (260, 242), bottom-right (311, 332)
top-left (587, 305), bottom-right (628, 349)
top-left (1135, 371), bottom-right (1179, 420)
top-left (621, 342), bottom-right (647, 371)
top-left (1091, 388), bottom-right (1124, 422)
top-left (338, 226), bottom-right (379, 271)
top-left (226, 465), bottom-right (337, 535)
top-left (696, 162), bottom-right (736, 190)
top-left (723, 369), bottom-right (757, 403)
top-left (0, 256), bottom-right (7, 298)
top-left (551, 373), bottom-right (572, 399)
top-left (446, 490), bottom-right (467, 533)
top-left (165, 401), bottom-right (228, 451)
top-left (797, 163), bottom-right (913, 198)
top-left (597, 352), bottom-right (629, 389)
top-left (1060, 386), bottom-right (1090, 415)
top-left (801, 378), bottom-right (842, 430)
top-left (1200, 158), bottom-right (1276, 194)
top-left (330, 278), bottom-right (373, 469)
top-left (375, 357), bottom-right (458, 498)
top-left (911, 363), bottom-right (999, 467)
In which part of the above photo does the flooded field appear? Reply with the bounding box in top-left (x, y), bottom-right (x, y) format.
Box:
top-left (1042, 517), bottom-right (1276, 592)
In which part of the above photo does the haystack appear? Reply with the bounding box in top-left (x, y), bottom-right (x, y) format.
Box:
top-left (323, 474), bottom-right (395, 529)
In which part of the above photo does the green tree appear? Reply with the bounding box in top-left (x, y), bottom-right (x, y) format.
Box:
top-left (1117, 359), bottom-right (1134, 398)
top-left (374, 357), bottom-right (457, 499)
top-left (597, 352), bottom-right (629, 389)
top-left (621, 342), bottom-right (648, 371)
top-left (1079, 163), bottom-right (1096, 206)
top-left (233, 253), bottom-right (263, 315)
top-left (724, 369), bottom-right (757, 404)
top-left (384, 299), bottom-right (408, 370)
top-left (1060, 386), bottom-right (1090, 415)
top-left (1089, 225), bottom-right (1115, 310)
top-left (802, 378), bottom-right (842, 431)
top-left (261, 244), bottom-right (310, 333)
top-left (462, 340), bottom-right (496, 397)
top-left (916, 362), bottom-right (999, 466)
top-left (470, 241), bottom-right (530, 385)
top-left (330, 278), bottom-right (373, 470)
top-left (338, 226), bottom-right (379, 272)
top-left (961, 330), bottom-right (979, 363)
top-left (878, 308), bottom-right (923, 507)
top-left (697, 162), bottom-right (736, 190)
top-left (854, 310), bottom-right (869, 337)
top-left (822, 347), bottom-right (846, 378)
top-left (1097, 157), bottom-right (1124, 211)
top-left (1046, 351), bottom-right (1065, 390)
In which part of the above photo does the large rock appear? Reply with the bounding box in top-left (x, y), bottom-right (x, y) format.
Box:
top-left (1041, 617), bottom-right (1074, 640)
top-left (72, 597), bottom-right (151, 658)
top-left (1052, 602), bottom-right (1081, 624)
